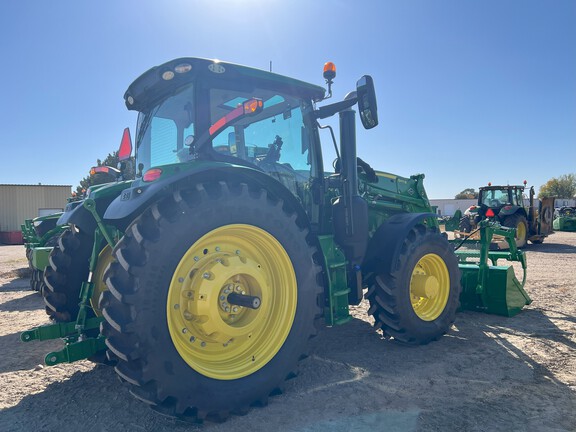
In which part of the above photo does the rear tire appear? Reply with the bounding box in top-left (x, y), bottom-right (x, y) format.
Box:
top-left (502, 214), bottom-right (528, 248)
top-left (366, 225), bottom-right (461, 345)
top-left (30, 269), bottom-right (44, 292)
top-left (100, 181), bottom-right (323, 421)
top-left (43, 228), bottom-right (93, 322)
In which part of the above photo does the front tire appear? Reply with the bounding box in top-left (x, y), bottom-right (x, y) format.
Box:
top-left (100, 181), bottom-right (323, 420)
top-left (366, 225), bottom-right (461, 345)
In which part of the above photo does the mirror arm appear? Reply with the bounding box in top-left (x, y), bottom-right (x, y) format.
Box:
top-left (314, 97), bottom-right (357, 120)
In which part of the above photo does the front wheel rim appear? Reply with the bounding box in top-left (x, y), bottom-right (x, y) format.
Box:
top-left (167, 224), bottom-right (297, 380)
top-left (410, 253), bottom-right (450, 321)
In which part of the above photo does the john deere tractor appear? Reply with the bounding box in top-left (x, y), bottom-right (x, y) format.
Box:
top-left (21, 213), bottom-right (67, 292)
top-left (23, 58), bottom-right (531, 421)
top-left (553, 206), bottom-right (576, 231)
top-left (459, 182), bottom-right (554, 247)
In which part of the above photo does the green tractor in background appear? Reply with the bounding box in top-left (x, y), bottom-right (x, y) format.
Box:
top-left (22, 213), bottom-right (67, 292)
top-left (553, 206), bottom-right (576, 232)
top-left (23, 58), bottom-right (530, 421)
top-left (21, 165), bottom-right (130, 294)
top-left (458, 182), bottom-right (555, 247)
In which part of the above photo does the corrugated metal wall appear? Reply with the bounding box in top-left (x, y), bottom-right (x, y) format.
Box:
top-left (0, 184), bottom-right (71, 231)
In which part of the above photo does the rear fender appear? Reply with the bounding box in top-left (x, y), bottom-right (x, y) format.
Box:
top-left (103, 164), bottom-right (311, 234)
top-left (498, 205), bottom-right (525, 218)
top-left (58, 181), bottom-right (133, 234)
top-left (362, 212), bottom-right (437, 276)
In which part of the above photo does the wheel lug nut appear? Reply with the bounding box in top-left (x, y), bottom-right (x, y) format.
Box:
top-left (203, 272), bottom-right (211, 279)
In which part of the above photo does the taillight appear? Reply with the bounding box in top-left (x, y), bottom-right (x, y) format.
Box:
top-left (486, 208), bottom-right (495, 217)
top-left (143, 168), bottom-right (162, 182)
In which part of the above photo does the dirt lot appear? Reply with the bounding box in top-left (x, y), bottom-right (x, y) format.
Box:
top-left (1, 232), bottom-right (575, 432)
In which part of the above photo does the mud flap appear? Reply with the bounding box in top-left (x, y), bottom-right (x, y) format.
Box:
top-left (459, 264), bottom-right (532, 317)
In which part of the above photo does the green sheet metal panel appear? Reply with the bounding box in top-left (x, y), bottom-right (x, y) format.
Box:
top-left (459, 264), bottom-right (532, 317)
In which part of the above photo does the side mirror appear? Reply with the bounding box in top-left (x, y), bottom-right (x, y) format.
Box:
top-left (356, 75), bottom-right (378, 129)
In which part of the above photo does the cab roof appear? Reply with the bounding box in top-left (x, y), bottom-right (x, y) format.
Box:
top-left (124, 57), bottom-right (326, 112)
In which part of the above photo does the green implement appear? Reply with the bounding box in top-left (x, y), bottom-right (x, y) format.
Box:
top-left (456, 220), bottom-right (531, 317)
top-left (553, 206), bottom-right (576, 232)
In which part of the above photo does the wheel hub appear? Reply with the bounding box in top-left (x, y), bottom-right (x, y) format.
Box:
top-left (175, 254), bottom-right (266, 344)
top-left (410, 273), bottom-right (439, 299)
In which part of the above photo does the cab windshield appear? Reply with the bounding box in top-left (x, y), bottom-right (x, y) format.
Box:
top-left (135, 83), bottom-right (314, 189)
top-left (480, 188), bottom-right (521, 207)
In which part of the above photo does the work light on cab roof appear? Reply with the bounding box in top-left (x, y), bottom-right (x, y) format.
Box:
top-left (161, 62), bottom-right (193, 81)
top-left (323, 62), bottom-right (336, 99)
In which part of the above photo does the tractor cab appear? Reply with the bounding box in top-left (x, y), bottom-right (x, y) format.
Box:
top-left (125, 58), bottom-right (328, 225)
top-left (479, 185), bottom-right (524, 210)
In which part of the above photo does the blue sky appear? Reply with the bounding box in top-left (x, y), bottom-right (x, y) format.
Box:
top-left (1, 0), bottom-right (574, 198)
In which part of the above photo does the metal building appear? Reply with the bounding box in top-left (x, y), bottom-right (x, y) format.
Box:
top-left (0, 184), bottom-right (71, 244)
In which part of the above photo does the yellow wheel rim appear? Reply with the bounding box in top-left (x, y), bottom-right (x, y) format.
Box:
top-left (410, 253), bottom-right (450, 321)
top-left (516, 221), bottom-right (526, 242)
top-left (166, 224), bottom-right (297, 380)
top-left (91, 245), bottom-right (113, 316)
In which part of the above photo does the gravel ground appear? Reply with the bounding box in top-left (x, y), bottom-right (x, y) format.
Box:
top-left (0, 232), bottom-right (575, 432)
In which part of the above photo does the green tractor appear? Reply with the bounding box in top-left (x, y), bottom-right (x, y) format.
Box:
top-left (23, 58), bottom-right (530, 421)
top-left (553, 206), bottom-right (576, 232)
top-left (21, 213), bottom-right (68, 292)
top-left (21, 165), bottom-right (129, 294)
top-left (458, 182), bottom-right (555, 247)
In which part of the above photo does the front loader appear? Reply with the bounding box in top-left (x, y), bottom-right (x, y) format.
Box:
top-left (23, 58), bottom-right (531, 421)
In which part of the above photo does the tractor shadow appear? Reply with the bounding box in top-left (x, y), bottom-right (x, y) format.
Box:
top-left (0, 331), bottom-right (62, 374)
top-left (0, 365), bottom-right (197, 432)
top-left (296, 305), bottom-right (575, 431)
top-left (2, 307), bottom-right (574, 431)
top-left (0, 291), bottom-right (41, 312)
top-left (0, 277), bottom-right (31, 292)
top-left (522, 241), bottom-right (576, 254)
